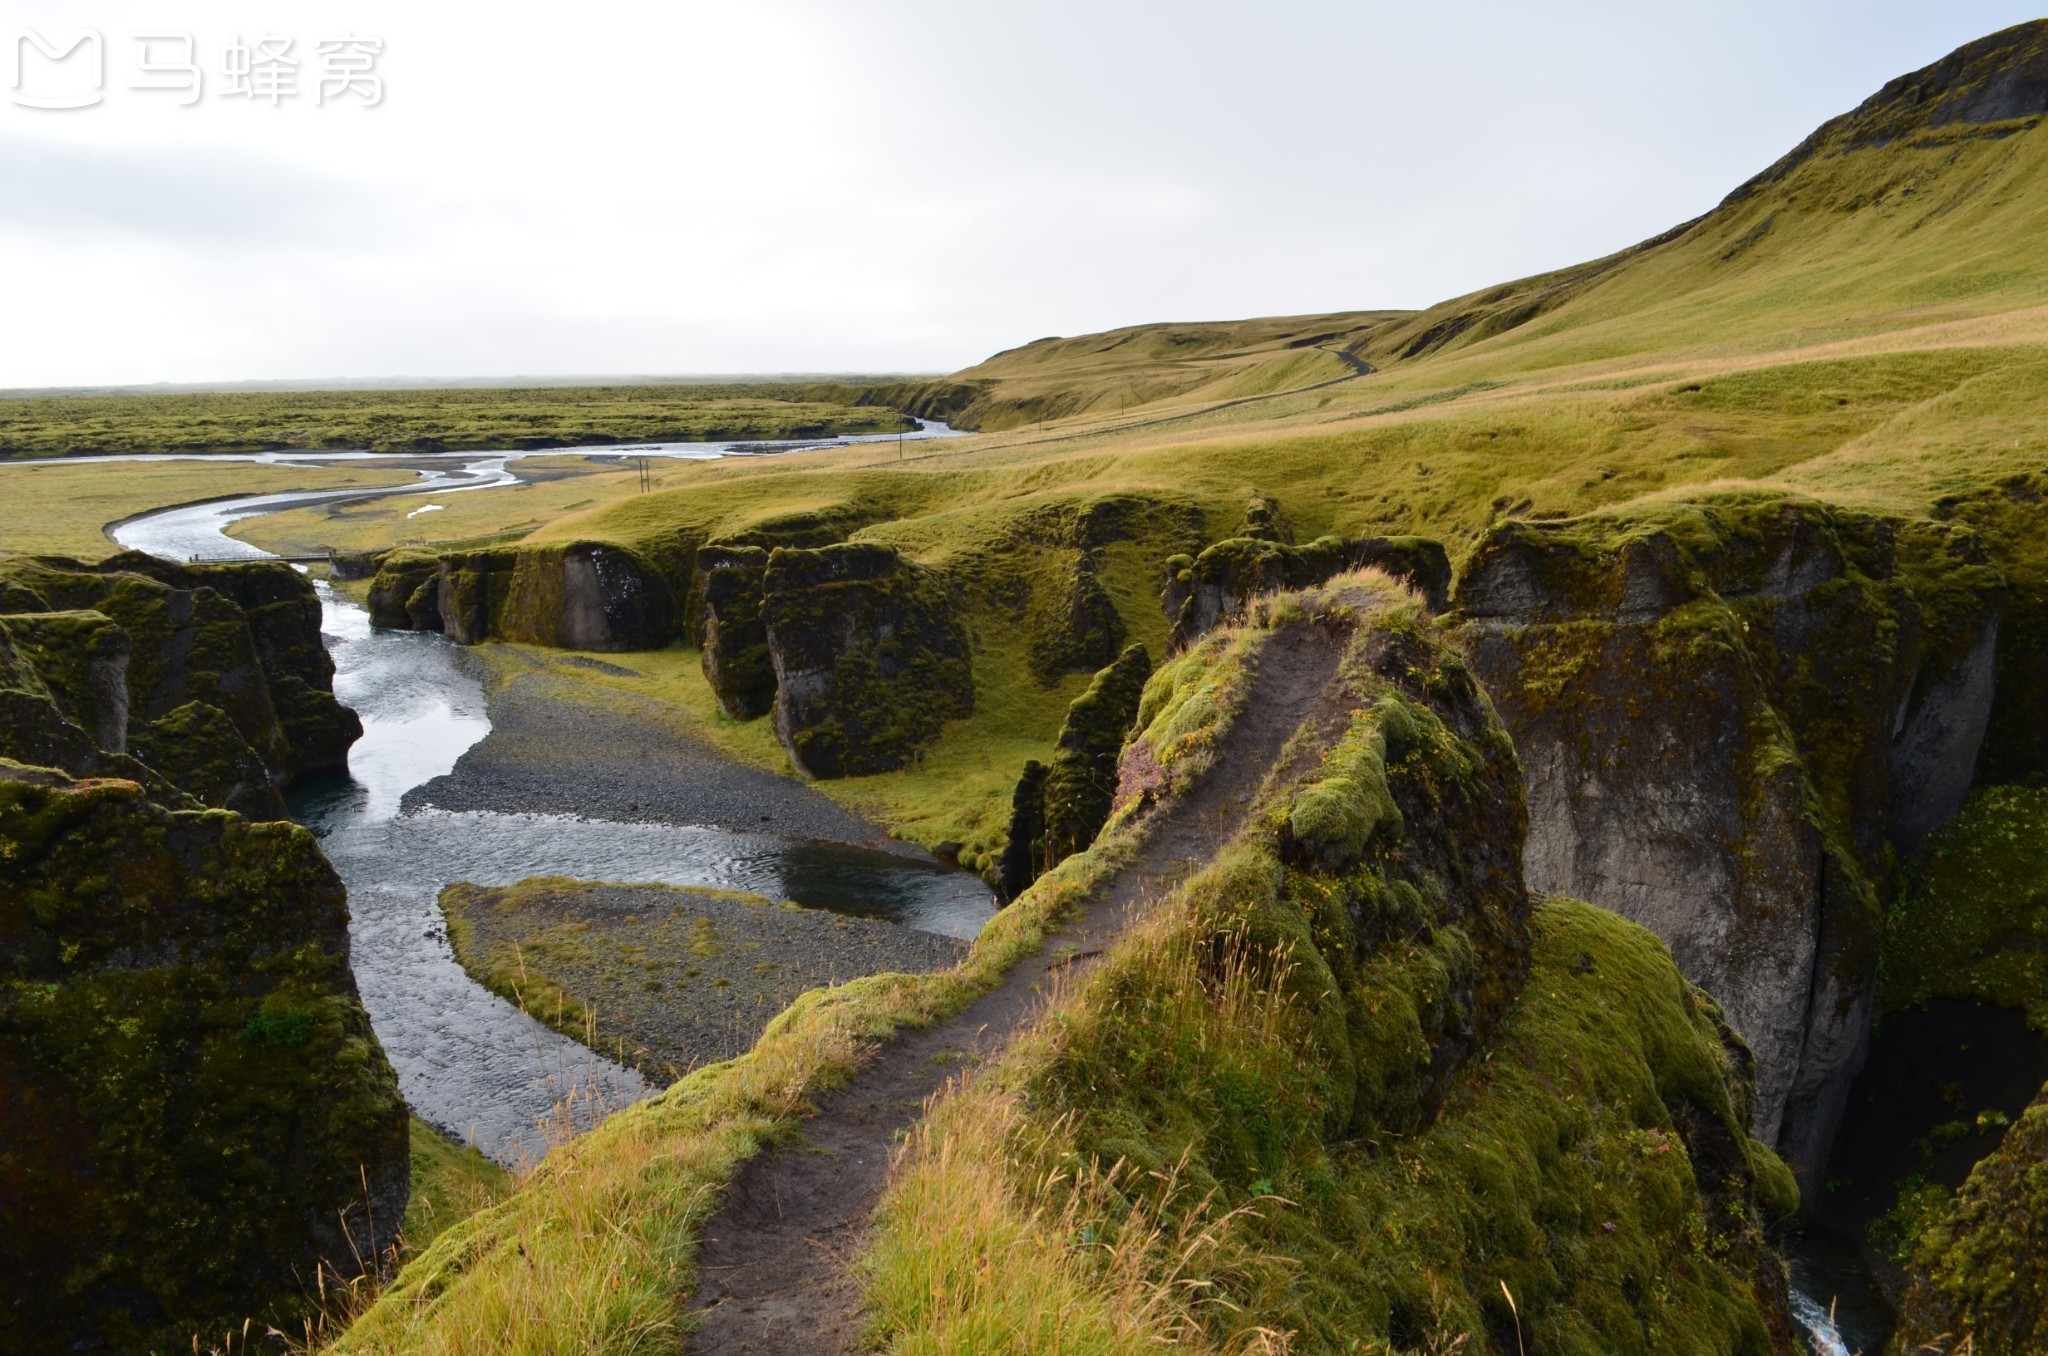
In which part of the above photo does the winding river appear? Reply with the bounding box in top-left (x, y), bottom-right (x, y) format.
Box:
top-left (107, 427), bottom-right (992, 1164)
top-left (85, 427), bottom-right (1854, 1352)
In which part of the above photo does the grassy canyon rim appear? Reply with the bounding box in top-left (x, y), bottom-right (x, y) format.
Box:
top-left (8, 17), bottom-right (2048, 1356)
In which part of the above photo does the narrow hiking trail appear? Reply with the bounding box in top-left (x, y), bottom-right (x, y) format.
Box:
top-left (682, 623), bottom-right (1348, 1354)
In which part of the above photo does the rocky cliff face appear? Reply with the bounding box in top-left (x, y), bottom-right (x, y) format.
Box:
top-left (1938, 470), bottom-right (2048, 789)
top-left (696, 545), bottom-right (775, 720)
top-left (995, 643), bottom-right (1152, 898)
top-left (1163, 532), bottom-right (1452, 648)
top-left (762, 543), bottom-right (973, 778)
top-left (1455, 494), bottom-right (2004, 1193)
top-left (437, 542), bottom-right (676, 651)
top-left (0, 554), bottom-right (362, 818)
top-left (0, 762), bottom-right (407, 1356)
top-left (366, 540), bottom-right (678, 652)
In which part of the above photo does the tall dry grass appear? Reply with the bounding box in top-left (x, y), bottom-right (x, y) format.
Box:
top-left (862, 903), bottom-right (1320, 1356)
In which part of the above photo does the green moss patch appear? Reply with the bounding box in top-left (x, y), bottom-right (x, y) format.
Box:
top-left (1880, 785), bottom-right (2048, 1024)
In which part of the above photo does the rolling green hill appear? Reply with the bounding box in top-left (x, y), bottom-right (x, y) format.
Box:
top-left (915, 19), bottom-right (2048, 433)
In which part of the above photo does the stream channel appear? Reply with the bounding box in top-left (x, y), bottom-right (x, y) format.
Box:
top-left (105, 427), bottom-right (992, 1166)
top-left (89, 425), bottom-right (1867, 1351)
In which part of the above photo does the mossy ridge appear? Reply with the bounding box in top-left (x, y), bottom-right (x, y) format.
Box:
top-left (331, 603), bottom-right (1290, 1354)
top-left (867, 903), bottom-right (1800, 1354)
top-left (1896, 1080), bottom-right (2048, 1355)
top-left (1164, 529), bottom-right (1452, 649)
top-left (0, 760), bottom-right (407, 1356)
top-left (861, 593), bottom-right (1796, 1354)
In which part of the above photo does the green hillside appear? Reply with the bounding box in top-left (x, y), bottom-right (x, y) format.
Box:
top-left (918, 20), bottom-right (2048, 433)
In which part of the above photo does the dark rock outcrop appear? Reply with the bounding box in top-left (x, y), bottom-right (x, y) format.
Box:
top-left (0, 555), bottom-right (362, 816)
top-left (1455, 494), bottom-right (2005, 1193)
top-left (367, 541), bottom-right (677, 651)
top-left (761, 543), bottom-right (973, 778)
top-left (0, 762), bottom-right (407, 1356)
top-left (1164, 533), bottom-right (1452, 648)
top-left (697, 545), bottom-right (776, 719)
top-left (991, 644), bottom-right (1154, 900)
top-left (1040, 644), bottom-right (1152, 865)
top-left (994, 759), bottom-right (1048, 901)
top-left (366, 549), bottom-right (443, 631)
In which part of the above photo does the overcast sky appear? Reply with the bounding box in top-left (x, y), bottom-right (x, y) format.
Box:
top-left (1, 1), bottom-right (2040, 387)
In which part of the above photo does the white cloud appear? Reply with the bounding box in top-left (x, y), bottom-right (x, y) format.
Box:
top-left (0, 0), bottom-right (2039, 385)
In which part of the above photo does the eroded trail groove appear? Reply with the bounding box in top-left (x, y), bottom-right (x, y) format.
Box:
top-left (682, 625), bottom-right (1345, 1354)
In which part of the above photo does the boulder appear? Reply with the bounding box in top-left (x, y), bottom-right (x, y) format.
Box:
top-left (0, 762), bottom-right (407, 1355)
top-left (762, 543), bottom-right (973, 778)
top-left (1455, 495), bottom-right (2006, 1193)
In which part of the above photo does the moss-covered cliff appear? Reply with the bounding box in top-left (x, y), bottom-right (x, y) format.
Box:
top-left (996, 643), bottom-right (1152, 898)
top-left (1456, 492), bottom-right (2004, 1194)
top-left (867, 582), bottom-right (1801, 1352)
top-left (696, 544), bottom-right (775, 719)
top-left (762, 542), bottom-right (973, 778)
top-left (0, 761), bottom-right (407, 1355)
top-left (0, 554), bottom-right (362, 818)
